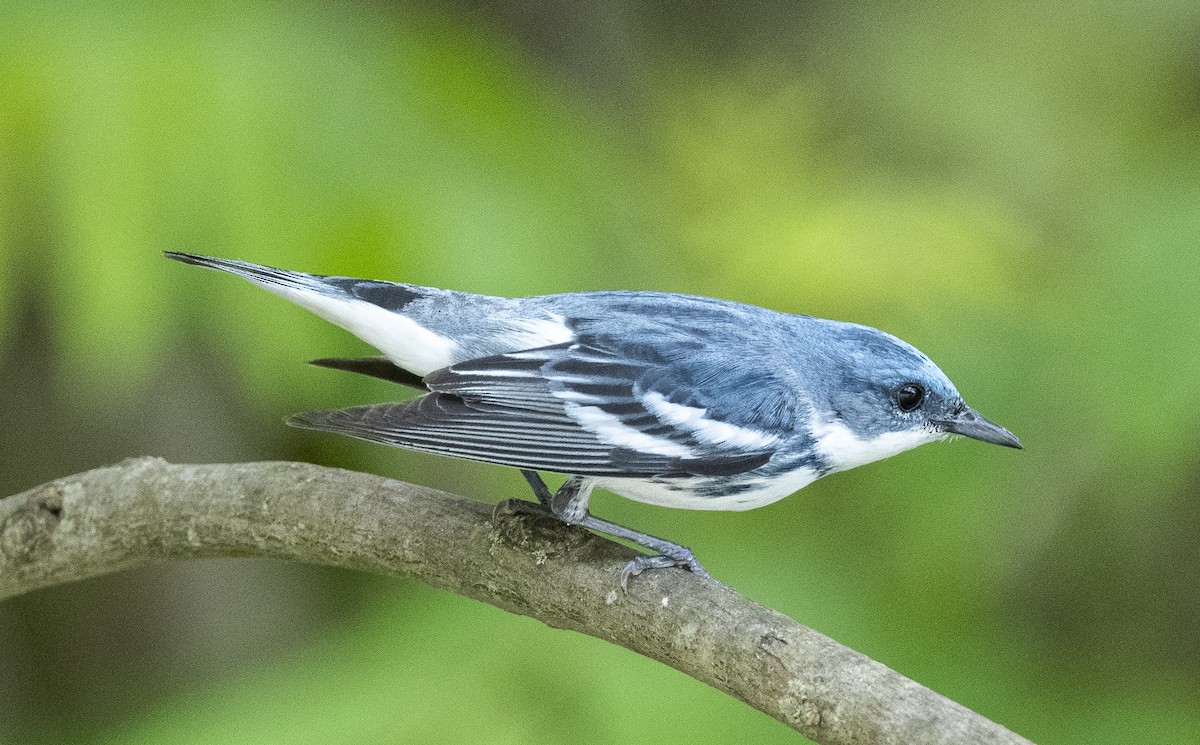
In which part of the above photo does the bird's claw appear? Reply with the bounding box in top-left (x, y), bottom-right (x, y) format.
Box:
top-left (619, 550), bottom-right (711, 592)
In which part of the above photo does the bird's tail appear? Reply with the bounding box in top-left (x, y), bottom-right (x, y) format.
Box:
top-left (163, 251), bottom-right (572, 376)
top-left (164, 252), bottom-right (331, 295)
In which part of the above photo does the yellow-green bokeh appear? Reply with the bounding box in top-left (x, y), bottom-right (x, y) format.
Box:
top-left (2, 1), bottom-right (1198, 743)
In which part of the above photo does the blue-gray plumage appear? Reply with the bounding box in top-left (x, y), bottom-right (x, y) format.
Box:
top-left (165, 251), bottom-right (1020, 587)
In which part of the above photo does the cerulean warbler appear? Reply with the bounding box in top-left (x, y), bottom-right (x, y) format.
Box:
top-left (166, 252), bottom-right (1020, 587)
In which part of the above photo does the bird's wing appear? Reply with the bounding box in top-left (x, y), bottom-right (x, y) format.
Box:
top-left (289, 340), bottom-right (791, 478)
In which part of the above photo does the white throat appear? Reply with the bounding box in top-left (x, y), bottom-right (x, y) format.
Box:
top-left (810, 417), bottom-right (944, 473)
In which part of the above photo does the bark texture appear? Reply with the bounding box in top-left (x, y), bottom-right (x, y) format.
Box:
top-left (0, 458), bottom-right (1034, 745)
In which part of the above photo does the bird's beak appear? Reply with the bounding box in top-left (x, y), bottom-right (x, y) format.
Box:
top-left (939, 406), bottom-right (1022, 449)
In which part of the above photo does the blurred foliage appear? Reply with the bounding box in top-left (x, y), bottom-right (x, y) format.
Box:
top-left (2, 0), bottom-right (1199, 743)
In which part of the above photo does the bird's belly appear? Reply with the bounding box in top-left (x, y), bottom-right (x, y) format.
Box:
top-left (594, 465), bottom-right (820, 512)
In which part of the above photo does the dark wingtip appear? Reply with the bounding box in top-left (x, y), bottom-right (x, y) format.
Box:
top-left (285, 411), bottom-right (317, 430)
top-left (286, 409), bottom-right (347, 433)
top-left (286, 404), bottom-right (404, 436)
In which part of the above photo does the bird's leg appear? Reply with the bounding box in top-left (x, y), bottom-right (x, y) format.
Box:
top-left (520, 470), bottom-right (555, 509)
top-left (519, 471), bottom-right (590, 523)
top-left (578, 515), bottom-right (711, 591)
top-left (518, 470), bottom-right (710, 590)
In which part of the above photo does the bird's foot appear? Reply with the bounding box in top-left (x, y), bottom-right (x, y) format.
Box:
top-left (491, 497), bottom-right (544, 524)
top-left (521, 470), bottom-right (715, 591)
top-left (619, 547), bottom-right (711, 592)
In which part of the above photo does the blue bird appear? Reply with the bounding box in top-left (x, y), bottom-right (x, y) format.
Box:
top-left (166, 252), bottom-right (1021, 588)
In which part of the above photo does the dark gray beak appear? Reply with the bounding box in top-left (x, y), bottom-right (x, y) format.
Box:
top-left (939, 406), bottom-right (1022, 449)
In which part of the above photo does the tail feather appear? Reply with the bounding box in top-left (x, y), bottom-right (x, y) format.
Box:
top-left (164, 251), bottom-right (325, 294)
top-left (165, 251), bottom-right (461, 374)
top-left (164, 251), bottom-right (575, 376)
top-left (309, 357), bottom-right (428, 389)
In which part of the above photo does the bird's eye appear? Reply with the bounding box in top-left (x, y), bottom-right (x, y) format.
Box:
top-left (895, 383), bottom-right (924, 412)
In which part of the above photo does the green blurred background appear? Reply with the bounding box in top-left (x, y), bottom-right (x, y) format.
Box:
top-left (2, 1), bottom-right (1198, 742)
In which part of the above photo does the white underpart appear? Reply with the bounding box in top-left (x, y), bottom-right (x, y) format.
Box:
top-left (596, 465), bottom-right (819, 511)
top-left (810, 417), bottom-right (945, 473)
top-left (258, 284), bottom-right (459, 375)
top-left (641, 391), bottom-right (780, 450)
top-left (566, 405), bottom-right (695, 457)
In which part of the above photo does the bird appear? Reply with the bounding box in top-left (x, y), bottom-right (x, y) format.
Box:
top-left (165, 251), bottom-right (1021, 589)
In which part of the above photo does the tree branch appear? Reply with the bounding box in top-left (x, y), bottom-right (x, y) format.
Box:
top-left (0, 458), bottom-right (1032, 745)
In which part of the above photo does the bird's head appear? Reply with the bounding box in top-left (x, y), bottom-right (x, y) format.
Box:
top-left (802, 321), bottom-right (1021, 473)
